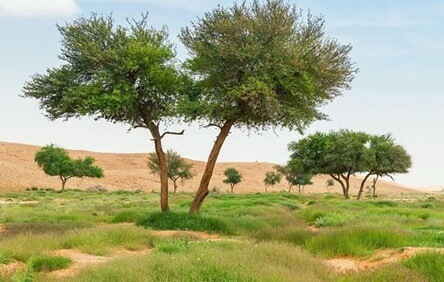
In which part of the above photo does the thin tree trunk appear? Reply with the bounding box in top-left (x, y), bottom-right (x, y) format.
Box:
top-left (230, 184), bottom-right (234, 194)
top-left (60, 177), bottom-right (66, 192)
top-left (173, 179), bottom-right (178, 194)
top-left (298, 185), bottom-right (302, 194)
top-left (189, 121), bottom-right (233, 213)
top-left (288, 182), bottom-right (292, 193)
top-left (357, 172), bottom-right (372, 200)
top-left (147, 122), bottom-right (169, 213)
top-left (372, 175), bottom-right (379, 197)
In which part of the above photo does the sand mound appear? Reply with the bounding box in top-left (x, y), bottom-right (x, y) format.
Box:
top-left (0, 141), bottom-right (419, 194)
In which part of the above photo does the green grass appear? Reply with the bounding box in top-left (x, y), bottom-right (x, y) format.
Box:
top-left (307, 225), bottom-right (408, 257)
top-left (0, 189), bottom-right (443, 281)
top-left (30, 256), bottom-right (72, 272)
top-left (403, 251), bottom-right (444, 281)
top-left (136, 211), bottom-right (234, 235)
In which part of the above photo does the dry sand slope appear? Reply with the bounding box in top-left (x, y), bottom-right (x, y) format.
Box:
top-left (0, 141), bottom-right (419, 194)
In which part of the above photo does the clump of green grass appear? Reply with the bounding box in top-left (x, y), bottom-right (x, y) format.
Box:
top-left (403, 251), bottom-right (444, 282)
top-left (314, 213), bottom-right (358, 228)
top-left (155, 239), bottom-right (191, 254)
top-left (30, 255), bottom-right (72, 272)
top-left (61, 224), bottom-right (154, 255)
top-left (111, 210), bottom-right (145, 223)
top-left (136, 212), bottom-right (234, 235)
top-left (340, 263), bottom-right (426, 281)
top-left (0, 253), bottom-right (12, 264)
top-left (252, 227), bottom-right (312, 246)
top-left (307, 225), bottom-right (407, 257)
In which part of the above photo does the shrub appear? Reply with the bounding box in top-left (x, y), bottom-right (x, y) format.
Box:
top-left (30, 255), bottom-right (72, 272)
top-left (0, 253), bottom-right (12, 264)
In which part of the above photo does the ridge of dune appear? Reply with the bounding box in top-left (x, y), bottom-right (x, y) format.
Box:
top-left (0, 141), bottom-right (421, 194)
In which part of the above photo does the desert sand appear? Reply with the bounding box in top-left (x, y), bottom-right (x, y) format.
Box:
top-left (0, 141), bottom-right (420, 194)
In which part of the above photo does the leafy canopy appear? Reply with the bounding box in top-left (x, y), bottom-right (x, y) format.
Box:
top-left (180, 0), bottom-right (357, 130)
top-left (148, 149), bottom-right (193, 183)
top-left (34, 144), bottom-right (103, 185)
top-left (264, 171), bottom-right (282, 187)
top-left (223, 168), bottom-right (243, 187)
top-left (23, 13), bottom-right (184, 128)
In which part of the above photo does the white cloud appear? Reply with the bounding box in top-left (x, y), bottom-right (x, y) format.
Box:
top-left (0, 0), bottom-right (80, 18)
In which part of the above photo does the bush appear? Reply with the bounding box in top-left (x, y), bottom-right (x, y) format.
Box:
top-left (136, 212), bottom-right (233, 235)
top-left (404, 252), bottom-right (444, 282)
top-left (30, 255), bottom-right (72, 272)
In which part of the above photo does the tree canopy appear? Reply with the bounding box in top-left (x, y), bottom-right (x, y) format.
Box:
top-left (180, 0), bottom-right (357, 212)
top-left (23, 13), bottom-right (186, 211)
top-left (263, 171), bottom-right (281, 192)
top-left (35, 144), bottom-right (103, 191)
top-left (289, 130), bottom-right (411, 199)
top-left (148, 150), bottom-right (194, 194)
top-left (223, 168), bottom-right (243, 193)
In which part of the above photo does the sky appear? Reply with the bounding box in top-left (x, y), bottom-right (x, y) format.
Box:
top-left (0, 0), bottom-right (443, 189)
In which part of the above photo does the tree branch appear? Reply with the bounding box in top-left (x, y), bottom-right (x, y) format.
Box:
top-left (204, 123), bottom-right (222, 130)
top-left (160, 129), bottom-right (185, 139)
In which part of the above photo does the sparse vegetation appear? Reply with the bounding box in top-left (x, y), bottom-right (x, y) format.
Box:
top-left (0, 189), bottom-right (442, 281)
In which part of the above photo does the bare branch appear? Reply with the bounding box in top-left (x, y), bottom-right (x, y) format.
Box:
top-left (160, 129), bottom-right (185, 139)
top-left (204, 123), bottom-right (222, 130)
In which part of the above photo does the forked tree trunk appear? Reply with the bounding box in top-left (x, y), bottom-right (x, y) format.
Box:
top-left (189, 121), bottom-right (233, 213)
top-left (330, 173), bottom-right (351, 199)
top-left (60, 177), bottom-right (67, 192)
top-left (372, 175), bottom-right (379, 197)
top-left (147, 122), bottom-right (169, 213)
top-left (230, 184), bottom-right (234, 194)
top-left (357, 172), bottom-right (373, 200)
top-left (172, 179), bottom-right (178, 194)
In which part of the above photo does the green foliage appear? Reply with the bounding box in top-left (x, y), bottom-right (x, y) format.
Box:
top-left (289, 130), bottom-right (411, 199)
top-left (23, 13), bottom-right (184, 127)
top-left (34, 144), bottom-right (103, 191)
top-left (223, 168), bottom-right (243, 192)
top-left (148, 149), bottom-right (194, 193)
top-left (136, 212), bottom-right (234, 235)
top-left (263, 171), bottom-right (281, 191)
top-left (30, 255), bottom-right (72, 272)
top-left (404, 252), bottom-right (444, 282)
top-left (180, 0), bottom-right (356, 129)
top-left (275, 164), bottom-right (313, 193)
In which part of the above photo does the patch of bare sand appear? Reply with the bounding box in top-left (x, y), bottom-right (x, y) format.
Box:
top-left (326, 247), bottom-right (444, 273)
top-left (49, 248), bottom-right (152, 278)
top-left (0, 262), bottom-right (26, 276)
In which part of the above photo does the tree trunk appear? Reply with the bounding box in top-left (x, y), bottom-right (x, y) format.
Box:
top-left (230, 184), bottom-right (234, 194)
top-left (173, 179), bottom-right (178, 194)
top-left (147, 122), bottom-right (169, 212)
top-left (288, 182), bottom-right (292, 193)
top-left (60, 177), bottom-right (67, 192)
top-left (372, 175), bottom-right (379, 197)
top-left (189, 121), bottom-right (233, 213)
top-left (330, 174), bottom-right (350, 199)
top-left (357, 172), bottom-right (372, 200)
top-left (298, 185), bottom-right (302, 194)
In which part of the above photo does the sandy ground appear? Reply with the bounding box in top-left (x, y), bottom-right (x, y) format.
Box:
top-left (0, 141), bottom-right (421, 195)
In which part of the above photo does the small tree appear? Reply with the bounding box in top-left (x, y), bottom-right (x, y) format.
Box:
top-left (223, 168), bottom-right (242, 193)
top-left (293, 175), bottom-right (313, 194)
top-left (148, 150), bottom-right (194, 194)
top-left (356, 134), bottom-right (412, 199)
top-left (326, 179), bottom-right (335, 192)
top-left (34, 144), bottom-right (103, 191)
top-left (263, 171), bottom-right (281, 193)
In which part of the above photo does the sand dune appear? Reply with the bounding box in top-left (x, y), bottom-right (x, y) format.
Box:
top-left (0, 141), bottom-right (420, 195)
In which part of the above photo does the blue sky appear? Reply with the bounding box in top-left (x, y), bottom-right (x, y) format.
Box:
top-left (0, 0), bottom-right (443, 188)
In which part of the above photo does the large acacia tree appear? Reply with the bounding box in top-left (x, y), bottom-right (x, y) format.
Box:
top-left (180, 0), bottom-right (357, 213)
top-left (23, 14), bottom-right (186, 212)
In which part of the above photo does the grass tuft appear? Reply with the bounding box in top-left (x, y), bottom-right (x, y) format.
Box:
top-left (30, 255), bottom-right (72, 272)
top-left (136, 212), bottom-right (234, 235)
top-left (403, 251), bottom-right (444, 281)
